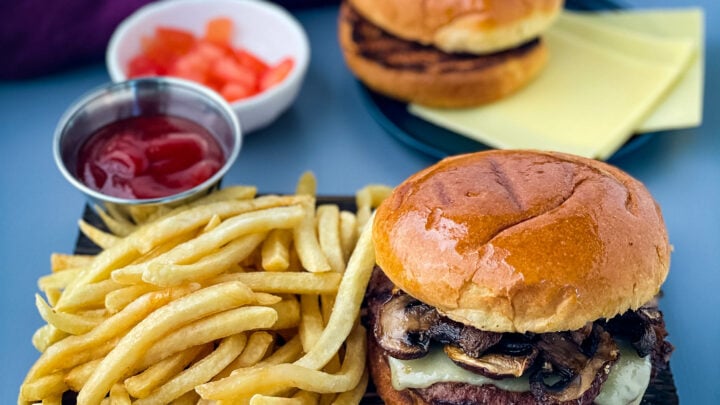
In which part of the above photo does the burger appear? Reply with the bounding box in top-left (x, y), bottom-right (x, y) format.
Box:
top-left (365, 150), bottom-right (673, 404)
top-left (338, 0), bottom-right (563, 107)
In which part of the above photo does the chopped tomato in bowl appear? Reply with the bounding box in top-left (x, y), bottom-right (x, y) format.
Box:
top-left (126, 18), bottom-right (295, 103)
top-left (107, 0), bottom-right (310, 133)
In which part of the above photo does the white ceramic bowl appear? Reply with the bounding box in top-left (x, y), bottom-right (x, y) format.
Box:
top-left (107, 0), bottom-right (310, 133)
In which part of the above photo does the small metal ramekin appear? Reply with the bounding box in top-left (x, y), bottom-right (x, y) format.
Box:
top-left (54, 77), bottom-right (242, 220)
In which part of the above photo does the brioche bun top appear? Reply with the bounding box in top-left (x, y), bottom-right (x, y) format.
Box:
top-left (373, 150), bottom-right (670, 333)
top-left (348, 0), bottom-right (563, 54)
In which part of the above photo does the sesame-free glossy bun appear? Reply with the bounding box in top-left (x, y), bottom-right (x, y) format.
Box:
top-left (338, 3), bottom-right (548, 108)
top-left (372, 150), bottom-right (671, 333)
top-left (349, 0), bottom-right (563, 54)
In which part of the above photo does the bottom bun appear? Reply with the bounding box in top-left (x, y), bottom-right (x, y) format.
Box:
top-left (338, 3), bottom-right (548, 108)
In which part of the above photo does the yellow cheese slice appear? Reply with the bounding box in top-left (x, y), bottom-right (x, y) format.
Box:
top-left (409, 12), bottom-right (696, 160)
top-left (569, 9), bottom-right (704, 132)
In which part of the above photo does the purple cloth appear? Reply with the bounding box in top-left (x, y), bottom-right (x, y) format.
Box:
top-left (0, 0), bottom-right (339, 80)
top-left (0, 0), bottom-right (155, 80)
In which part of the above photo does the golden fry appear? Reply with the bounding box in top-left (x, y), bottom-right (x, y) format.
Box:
top-left (261, 229), bottom-right (293, 272)
top-left (104, 284), bottom-right (157, 314)
top-left (50, 253), bottom-right (94, 272)
top-left (211, 272), bottom-right (341, 295)
top-left (338, 211), bottom-right (357, 261)
top-left (299, 295), bottom-right (323, 353)
top-left (317, 204), bottom-right (345, 273)
top-left (295, 171), bottom-right (317, 196)
top-left (32, 325), bottom-right (67, 353)
top-left (294, 215), bottom-right (375, 370)
top-left (65, 359), bottom-right (101, 392)
top-left (196, 324), bottom-right (366, 399)
top-left (109, 382), bottom-right (132, 405)
top-left (135, 334), bottom-right (248, 404)
top-left (216, 332), bottom-right (274, 380)
top-left (139, 306), bottom-right (277, 370)
top-left (125, 344), bottom-right (212, 399)
top-left (35, 294), bottom-right (104, 335)
top-left (38, 268), bottom-right (81, 291)
top-left (293, 198), bottom-right (331, 273)
top-left (78, 219), bottom-right (120, 249)
top-left (19, 371), bottom-right (67, 402)
top-left (143, 233), bottom-right (267, 287)
top-left (77, 282), bottom-right (256, 404)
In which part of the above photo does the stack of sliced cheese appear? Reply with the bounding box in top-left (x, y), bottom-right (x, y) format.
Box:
top-left (409, 9), bottom-right (704, 160)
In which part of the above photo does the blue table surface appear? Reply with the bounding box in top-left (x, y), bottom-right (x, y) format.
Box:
top-left (1, 0), bottom-right (718, 402)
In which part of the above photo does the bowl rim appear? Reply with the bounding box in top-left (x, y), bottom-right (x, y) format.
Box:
top-left (105, 0), bottom-right (311, 112)
top-left (53, 76), bottom-right (242, 206)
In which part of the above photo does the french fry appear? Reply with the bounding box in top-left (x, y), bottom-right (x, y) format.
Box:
top-left (355, 184), bottom-right (391, 231)
top-left (139, 306), bottom-right (277, 370)
top-left (55, 279), bottom-right (122, 311)
top-left (114, 206), bottom-right (304, 285)
top-left (249, 395), bottom-right (304, 405)
top-left (65, 359), bottom-right (101, 392)
top-left (211, 272), bottom-right (342, 295)
top-left (109, 382), bottom-right (132, 405)
top-left (95, 205), bottom-right (136, 236)
top-left (78, 219), bottom-right (120, 249)
top-left (204, 213), bottom-right (223, 232)
top-left (317, 205), bottom-right (345, 273)
top-left (77, 282), bottom-right (257, 404)
top-left (268, 297), bottom-right (301, 330)
top-left (54, 239), bottom-right (140, 310)
top-left (35, 294), bottom-right (104, 335)
top-left (134, 334), bottom-right (248, 404)
top-left (261, 229), bottom-right (293, 271)
top-left (124, 344), bottom-right (212, 399)
top-left (32, 325), bottom-right (67, 353)
top-left (19, 371), bottom-right (67, 402)
top-left (338, 211), bottom-right (358, 261)
top-left (293, 198), bottom-right (331, 273)
top-left (105, 284), bottom-right (157, 314)
top-left (23, 286), bottom-right (195, 382)
top-left (143, 233), bottom-right (267, 287)
top-left (170, 390), bottom-right (201, 405)
top-left (132, 195), bottom-right (308, 254)
top-left (216, 332), bottom-right (274, 379)
top-left (41, 394), bottom-right (63, 405)
top-left (295, 171), bottom-right (317, 196)
top-left (38, 268), bottom-right (81, 291)
top-left (294, 215), bottom-right (375, 370)
top-left (44, 288), bottom-right (62, 307)
top-left (50, 253), bottom-right (94, 272)
top-left (196, 324), bottom-right (366, 399)
top-left (331, 369), bottom-right (369, 405)
top-left (299, 295), bottom-right (324, 353)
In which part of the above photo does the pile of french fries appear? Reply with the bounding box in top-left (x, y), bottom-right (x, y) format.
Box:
top-left (19, 173), bottom-right (392, 405)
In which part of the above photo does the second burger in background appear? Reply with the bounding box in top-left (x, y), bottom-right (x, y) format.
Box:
top-left (338, 0), bottom-right (563, 107)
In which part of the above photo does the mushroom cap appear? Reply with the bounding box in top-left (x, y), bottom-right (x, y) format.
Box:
top-left (373, 150), bottom-right (671, 333)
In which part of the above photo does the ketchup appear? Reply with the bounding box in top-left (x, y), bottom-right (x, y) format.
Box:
top-left (77, 115), bottom-right (225, 199)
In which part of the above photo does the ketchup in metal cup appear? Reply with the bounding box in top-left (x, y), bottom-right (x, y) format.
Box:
top-left (77, 115), bottom-right (225, 199)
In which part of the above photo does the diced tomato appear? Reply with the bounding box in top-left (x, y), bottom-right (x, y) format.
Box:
top-left (235, 49), bottom-right (269, 76)
top-left (155, 27), bottom-right (196, 55)
top-left (220, 82), bottom-right (256, 102)
top-left (170, 52), bottom-right (210, 83)
top-left (211, 56), bottom-right (258, 90)
top-left (260, 58), bottom-right (294, 91)
top-left (125, 17), bottom-right (293, 103)
top-left (204, 17), bottom-right (234, 46)
top-left (127, 55), bottom-right (162, 78)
